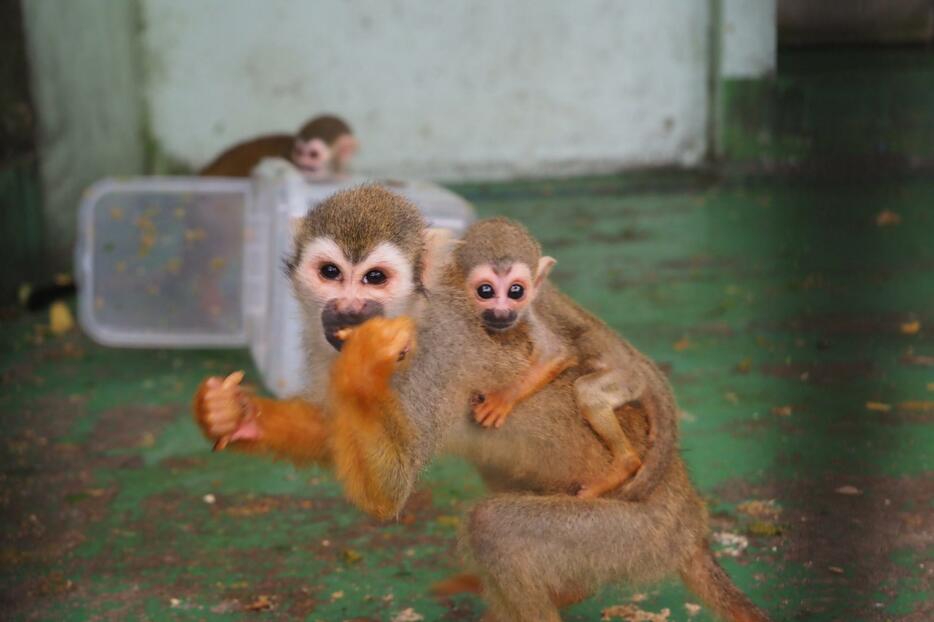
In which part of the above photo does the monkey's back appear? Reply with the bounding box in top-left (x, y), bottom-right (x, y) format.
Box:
top-left (411, 283), bottom-right (693, 503)
top-left (200, 134), bottom-right (294, 177)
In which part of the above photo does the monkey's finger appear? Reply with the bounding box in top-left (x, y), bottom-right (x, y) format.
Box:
top-left (221, 370), bottom-right (245, 390)
top-left (213, 435), bottom-right (231, 452)
top-left (473, 405), bottom-right (492, 423)
top-left (478, 411), bottom-right (498, 427)
top-left (205, 406), bottom-right (241, 427)
top-left (203, 399), bottom-right (236, 415)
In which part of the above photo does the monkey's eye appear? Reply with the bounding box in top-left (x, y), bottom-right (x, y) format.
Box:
top-left (363, 269), bottom-right (387, 285)
top-left (319, 264), bottom-right (341, 280)
top-left (477, 284), bottom-right (495, 299)
top-left (507, 284), bottom-right (525, 300)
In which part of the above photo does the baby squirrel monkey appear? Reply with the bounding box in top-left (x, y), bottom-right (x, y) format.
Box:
top-left (458, 218), bottom-right (672, 499)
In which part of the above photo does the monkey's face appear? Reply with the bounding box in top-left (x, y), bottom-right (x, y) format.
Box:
top-left (466, 262), bottom-right (536, 333)
top-left (292, 138), bottom-right (332, 173)
top-left (293, 236), bottom-right (417, 350)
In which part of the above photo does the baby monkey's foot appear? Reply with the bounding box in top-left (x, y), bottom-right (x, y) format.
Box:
top-left (576, 453), bottom-right (643, 499)
top-left (472, 389), bottom-right (518, 428)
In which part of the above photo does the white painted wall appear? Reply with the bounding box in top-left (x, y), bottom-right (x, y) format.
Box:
top-left (23, 0), bottom-right (778, 261)
top-left (22, 0), bottom-right (144, 269)
top-left (141, 0), bottom-right (712, 180)
top-left (722, 0), bottom-right (777, 78)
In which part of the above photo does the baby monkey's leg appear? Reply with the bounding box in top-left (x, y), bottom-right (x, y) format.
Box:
top-left (473, 353), bottom-right (577, 428)
top-left (574, 368), bottom-right (645, 499)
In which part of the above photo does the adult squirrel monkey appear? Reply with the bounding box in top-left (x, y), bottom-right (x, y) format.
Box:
top-left (193, 188), bottom-right (770, 622)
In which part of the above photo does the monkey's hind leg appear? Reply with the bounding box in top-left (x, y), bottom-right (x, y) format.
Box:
top-left (574, 369), bottom-right (643, 499)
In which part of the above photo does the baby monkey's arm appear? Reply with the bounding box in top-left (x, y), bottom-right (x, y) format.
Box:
top-left (473, 349), bottom-right (577, 428)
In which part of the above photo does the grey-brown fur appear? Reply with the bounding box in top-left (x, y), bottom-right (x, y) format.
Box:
top-left (365, 265), bottom-right (769, 620)
top-left (283, 191), bottom-right (768, 620)
top-left (296, 114), bottom-right (353, 144)
top-left (288, 185), bottom-right (429, 403)
top-left (454, 217), bottom-right (679, 502)
top-left (454, 217), bottom-right (543, 279)
top-left (288, 184), bottom-right (427, 273)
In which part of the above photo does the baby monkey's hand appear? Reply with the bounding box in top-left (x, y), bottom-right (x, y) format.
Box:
top-left (472, 388), bottom-right (518, 428)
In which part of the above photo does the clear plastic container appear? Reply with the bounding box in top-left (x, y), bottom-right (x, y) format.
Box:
top-left (75, 167), bottom-right (475, 396)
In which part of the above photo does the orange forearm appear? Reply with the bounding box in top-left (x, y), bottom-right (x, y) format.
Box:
top-left (233, 396), bottom-right (333, 466)
top-left (515, 354), bottom-right (576, 402)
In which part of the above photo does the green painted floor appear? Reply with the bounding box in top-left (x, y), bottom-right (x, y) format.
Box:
top-left (1, 172), bottom-right (931, 621)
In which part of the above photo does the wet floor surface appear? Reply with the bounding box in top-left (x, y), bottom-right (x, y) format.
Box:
top-left (1, 172), bottom-right (931, 621)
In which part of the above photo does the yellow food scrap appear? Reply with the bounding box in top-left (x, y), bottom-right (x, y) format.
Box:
top-left (109, 207), bottom-right (124, 221)
top-left (865, 401), bottom-right (891, 412)
top-left (900, 320), bottom-right (921, 335)
top-left (244, 595), bottom-right (274, 611)
top-left (210, 257), bottom-right (226, 271)
top-left (673, 337), bottom-right (692, 352)
top-left (165, 258), bottom-right (182, 274)
top-left (185, 228), bottom-right (206, 243)
top-left (737, 499), bottom-right (781, 519)
top-left (897, 400), bottom-right (934, 412)
top-left (49, 302), bottom-right (75, 335)
top-left (18, 284), bottom-right (31, 306)
top-left (136, 215), bottom-right (157, 256)
top-left (174, 207), bottom-right (186, 220)
top-left (875, 210), bottom-right (901, 226)
top-left (436, 515), bottom-right (461, 528)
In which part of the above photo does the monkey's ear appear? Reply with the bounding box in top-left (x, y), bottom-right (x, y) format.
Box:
top-left (534, 256), bottom-right (557, 288)
top-left (421, 227), bottom-right (458, 291)
top-left (334, 134), bottom-right (359, 160)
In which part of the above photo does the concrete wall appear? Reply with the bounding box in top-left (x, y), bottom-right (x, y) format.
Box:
top-left (22, 0), bottom-right (144, 270)
top-left (722, 0), bottom-right (777, 78)
top-left (141, 0), bottom-right (712, 179)
top-left (22, 0), bottom-right (777, 263)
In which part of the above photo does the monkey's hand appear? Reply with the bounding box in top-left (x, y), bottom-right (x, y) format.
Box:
top-left (472, 388), bottom-right (518, 428)
top-left (193, 371), bottom-right (261, 449)
top-left (332, 317), bottom-right (415, 401)
top-left (329, 316), bottom-right (418, 520)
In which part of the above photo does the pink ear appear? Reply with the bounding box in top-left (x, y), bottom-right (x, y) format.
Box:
top-left (335, 135), bottom-right (359, 159)
top-left (535, 256), bottom-right (556, 288)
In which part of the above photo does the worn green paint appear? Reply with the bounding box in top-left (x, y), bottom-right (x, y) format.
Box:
top-left (720, 47), bottom-right (934, 165)
top-left (1, 170), bottom-right (931, 621)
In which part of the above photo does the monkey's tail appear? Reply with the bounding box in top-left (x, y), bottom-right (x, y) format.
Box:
top-left (679, 543), bottom-right (771, 622)
top-left (617, 387), bottom-right (678, 501)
